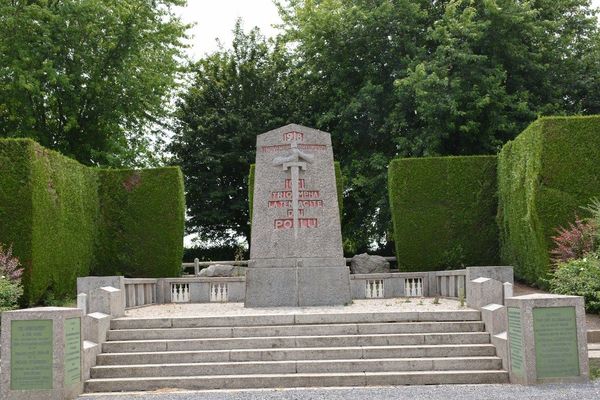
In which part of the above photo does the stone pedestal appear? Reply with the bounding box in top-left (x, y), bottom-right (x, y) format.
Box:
top-left (467, 277), bottom-right (503, 309)
top-left (246, 124), bottom-right (351, 307)
top-left (506, 294), bottom-right (589, 385)
top-left (246, 259), bottom-right (351, 307)
top-left (1, 307), bottom-right (84, 400)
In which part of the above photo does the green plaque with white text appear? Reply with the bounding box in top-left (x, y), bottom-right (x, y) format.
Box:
top-left (11, 320), bottom-right (53, 390)
top-left (508, 307), bottom-right (524, 377)
top-left (534, 306), bottom-right (579, 378)
top-left (64, 317), bottom-right (81, 385)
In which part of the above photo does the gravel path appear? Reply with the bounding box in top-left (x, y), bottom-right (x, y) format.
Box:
top-left (78, 383), bottom-right (600, 400)
top-left (124, 298), bottom-right (467, 318)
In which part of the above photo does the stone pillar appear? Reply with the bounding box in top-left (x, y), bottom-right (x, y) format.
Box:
top-left (506, 294), bottom-right (589, 385)
top-left (503, 282), bottom-right (513, 304)
top-left (466, 277), bottom-right (503, 309)
top-left (88, 286), bottom-right (124, 317)
top-left (1, 307), bottom-right (84, 400)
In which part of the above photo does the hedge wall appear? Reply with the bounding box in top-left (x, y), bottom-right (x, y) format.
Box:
top-left (0, 139), bottom-right (185, 304)
top-left (0, 140), bottom-right (99, 304)
top-left (248, 161), bottom-right (343, 223)
top-left (94, 168), bottom-right (185, 278)
top-left (388, 155), bottom-right (499, 271)
top-left (497, 116), bottom-right (600, 287)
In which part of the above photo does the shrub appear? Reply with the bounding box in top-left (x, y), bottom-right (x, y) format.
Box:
top-left (183, 244), bottom-right (249, 263)
top-left (388, 155), bottom-right (499, 271)
top-left (0, 278), bottom-right (23, 312)
top-left (0, 243), bottom-right (24, 311)
top-left (549, 256), bottom-right (600, 313)
top-left (550, 217), bottom-right (597, 265)
top-left (498, 116), bottom-right (600, 287)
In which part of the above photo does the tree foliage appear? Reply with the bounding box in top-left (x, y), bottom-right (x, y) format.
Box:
top-left (170, 22), bottom-right (300, 242)
top-left (174, 0), bottom-right (600, 251)
top-left (0, 0), bottom-right (188, 166)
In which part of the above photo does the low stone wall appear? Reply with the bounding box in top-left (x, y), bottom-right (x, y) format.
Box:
top-left (77, 267), bottom-right (517, 310)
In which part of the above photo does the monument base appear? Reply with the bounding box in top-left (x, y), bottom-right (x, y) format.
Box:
top-left (245, 259), bottom-right (351, 307)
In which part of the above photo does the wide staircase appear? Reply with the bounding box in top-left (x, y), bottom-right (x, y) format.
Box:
top-left (85, 310), bottom-right (508, 392)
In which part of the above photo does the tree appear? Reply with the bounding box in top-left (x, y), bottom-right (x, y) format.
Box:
top-left (277, 0), bottom-right (437, 252)
top-left (0, 0), bottom-right (189, 166)
top-left (173, 0), bottom-right (600, 252)
top-left (170, 22), bottom-right (300, 243)
top-left (392, 0), bottom-right (600, 157)
top-left (277, 0), bottom-right (600, 252)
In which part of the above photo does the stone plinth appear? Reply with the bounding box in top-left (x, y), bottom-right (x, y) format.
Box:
top-left (1, 307), bottom-right (84, 400)
top-left (467, 277), bottom-right (503, 309)
top-left (246, 124), bottom-right (351, 307)
top-left (506, 294), bottom-right (589, 385)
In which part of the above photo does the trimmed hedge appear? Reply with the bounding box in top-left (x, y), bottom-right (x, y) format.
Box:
top-left (248, 161), bottom-right (344, 223)
top-left (497, 116), bottom-right (600, 287)
top-left (388, 155), bottom-right (499, 271)
top-left (0, 139), bottom-right (185, 304)
top-left (0, 140), bottom-right (99, 304)
top-left (94, 168), bottom-right (185, 278)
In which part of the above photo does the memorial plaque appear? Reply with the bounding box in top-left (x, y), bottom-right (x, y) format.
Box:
top-left (246, 124), bottom-right (351, 307)
top-left (533, 306), bottom-right (579, 378)
top-left (64, 317), bottom-right (81, 385)
top-left (10, 319), bottom-right (53, 390)
top-left (508, 307), bottom-right (524, 377)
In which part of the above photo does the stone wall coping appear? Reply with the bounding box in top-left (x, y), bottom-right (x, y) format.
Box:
top-left (351, 272), bottom-right (430, 279)
top-left (123, 278), bottom-right (157, 284)
top-left (164, 277), bottom-right (246, 283)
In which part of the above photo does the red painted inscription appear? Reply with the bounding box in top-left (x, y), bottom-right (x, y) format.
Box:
top-left (274, 218), bottom-right (318, 230)
top-left (282, 131), bottom-right (304, 142)
top-left (284, 179), bottom-right (305, 190)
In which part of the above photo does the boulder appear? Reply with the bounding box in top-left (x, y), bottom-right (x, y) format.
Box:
top-left (198, 264), bottom-right (236, 277)
top-left (350, 253), bottom-right (390, 274)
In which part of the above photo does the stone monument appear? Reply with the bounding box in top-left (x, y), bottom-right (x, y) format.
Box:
top-left (506, 294), bottom-right (589, 384)
top-left (1, 307), bottom-right (84, 400)
top-left (245, 124), bottom-right (351, 307)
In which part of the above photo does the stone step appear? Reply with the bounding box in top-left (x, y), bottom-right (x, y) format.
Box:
top-left (96, 344), bottom-right (498, 365)
top-left (90, 356), bottom-right (503, 378)
top-left (101, 332), bottom-right (491, 353)
top-left (590, 343), bottom-right (600, 368)
top-left (107, 321), bottom-right (485, 341)
top-left (110, 310), bottom-right (482, 330)
top-left (85, 370), bottom-right (509, 392)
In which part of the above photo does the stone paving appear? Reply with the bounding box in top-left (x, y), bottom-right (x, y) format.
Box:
top-left (78, 382), bottom-right (600, 400)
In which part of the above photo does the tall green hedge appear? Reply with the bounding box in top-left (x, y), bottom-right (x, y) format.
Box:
top-left (388, 155), bottom-right (499, 271)
top-left (0, 140), bottom-right (98, 304)
top-left (0, 139), bottom-right (185, 304)
top-left (248, 161), bottom-right (344, 223)
top-left (94, 168), bottom-right (185, 277)
top-left (1, 140), bottom-right (37, 303)
top-left (497, 116), bottom-right (600, 287)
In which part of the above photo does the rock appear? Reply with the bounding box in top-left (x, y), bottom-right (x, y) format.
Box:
top-left (350, 253), bottom-right (390, 274)
top-left (198, 264), bottom-right (236, 277)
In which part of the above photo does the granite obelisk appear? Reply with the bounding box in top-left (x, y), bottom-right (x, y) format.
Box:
top-left (245, 124), bottom-right (351, 307)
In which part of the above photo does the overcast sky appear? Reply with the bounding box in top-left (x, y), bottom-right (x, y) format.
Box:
top-left (177, 0), bottom-right (600, 61)
top-left (175, 0), bottom-right (282, 61)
